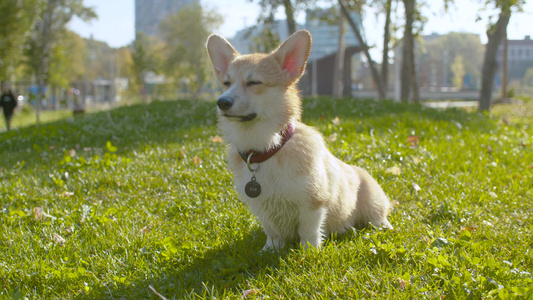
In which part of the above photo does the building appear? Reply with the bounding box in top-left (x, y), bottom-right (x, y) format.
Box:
top-left (230, 6), bottom-right (361, 60)
top-left (230, 20), bottom-right (297, 54)
top-left (229, 5), bottom-right (363, 96)
top-left (415, 32), bottom-right (483, 91)
top-left (497, 35), bottom-right (533, 83)
top-left (304, 7), bottom-right (361, 61)
top-left (135, 0), bottom-right (198, 39)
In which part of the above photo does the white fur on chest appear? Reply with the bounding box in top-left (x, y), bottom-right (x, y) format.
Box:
top-left (233, 158), bottom-right (310, 240)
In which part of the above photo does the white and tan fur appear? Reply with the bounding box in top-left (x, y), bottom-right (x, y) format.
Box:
top-left (206, 30), bottom-right (392, 250)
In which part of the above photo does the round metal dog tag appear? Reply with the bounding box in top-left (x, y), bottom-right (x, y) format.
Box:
top-left (245, 177), bottom-right (261, 198)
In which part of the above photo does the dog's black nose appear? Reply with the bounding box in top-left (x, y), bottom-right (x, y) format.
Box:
top-left (217, 96), bottom-right (233, 111)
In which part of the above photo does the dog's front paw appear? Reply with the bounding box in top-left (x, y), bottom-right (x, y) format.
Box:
top-left (299, 239), bottom-right (321, 250)
top-left (261, 237), bottom-right (285, 251)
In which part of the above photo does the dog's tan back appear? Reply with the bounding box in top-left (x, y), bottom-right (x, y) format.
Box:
top-left (207, 30), bottom-right (392, 250)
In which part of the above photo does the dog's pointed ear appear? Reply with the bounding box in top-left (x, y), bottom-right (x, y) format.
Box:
top-left (272, 30), bottom-right (312, 83)
top-left (206, 34), bottom-right (239, 82)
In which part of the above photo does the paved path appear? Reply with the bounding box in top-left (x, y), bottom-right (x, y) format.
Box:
top-left (422, 101), bottom-right (478, 109)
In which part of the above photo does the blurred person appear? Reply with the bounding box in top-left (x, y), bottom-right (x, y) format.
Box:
top-left (1, 83), bottom-right (17, 130)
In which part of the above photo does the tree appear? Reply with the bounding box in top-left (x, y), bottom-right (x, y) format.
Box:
top-left (339, 0), bottom-right (386, 99)
top-left (250, 27), bottom-right (282, 53)
top-left (523, 67), bottom-right (533, 90)
top-left (400, 0), bottom-right (421, 103)
top-left (380, 0), bottom-right (393, 95)
top-left (0, 0), bottom-right (39, 82)
top-left (129, 32), bottom-right (163, 102)
top-left (423, 32), bottom-right (484, 89)
top-left (48, 30), bottom-right (85, 108)
top-left (251, 0), bottom-right (316, 35)
top-left (478, 0), bottom-right (524, 112)
top-left (159, 3), bottom-right (222, 99)
top-left (24, 0), bottom-right (96, 122)
top-left (332, 5), bottom-right (346, 99)
top-left (450, 54), bottom-right (465, 90)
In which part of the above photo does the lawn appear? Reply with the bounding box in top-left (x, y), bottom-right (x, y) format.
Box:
top-left (1, 97), bottom-right (532, 299)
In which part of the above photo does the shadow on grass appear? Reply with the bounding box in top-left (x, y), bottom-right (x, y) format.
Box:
top-left (302, 97), bottom-right (490, 126)
top-left (0, 100), bottom-right (219, 170)
top-left (83, 229), bottom-right (291, 299)
top-left (0, 97), bottom-right (494, 171)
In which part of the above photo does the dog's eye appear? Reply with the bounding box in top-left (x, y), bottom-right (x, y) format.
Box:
top-left (246, 81), bottom-right (262, 87)
top-left (223, 81), bottom-right (231, 87)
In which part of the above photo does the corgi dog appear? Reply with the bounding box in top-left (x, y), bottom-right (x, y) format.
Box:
top-left (206, 30), bottom-right (392, 250)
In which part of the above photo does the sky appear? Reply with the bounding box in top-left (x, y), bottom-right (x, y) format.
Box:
top-left (68, 0), bottom-right (533, 52)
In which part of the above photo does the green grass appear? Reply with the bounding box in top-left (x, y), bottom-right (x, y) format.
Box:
top-left (0, 106), bottom-right (74, 131)
top-left (1, 97), bottom-right (532, 299)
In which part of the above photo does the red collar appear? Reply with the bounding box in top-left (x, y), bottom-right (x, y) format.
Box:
top-left (239, 121), bottom-right (296, 164)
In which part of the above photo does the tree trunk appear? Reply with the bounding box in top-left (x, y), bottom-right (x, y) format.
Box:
top-left (479, 10), bottom-right (510, 112)
top-left (282, 0), bottom-right (296, 35)
top-left (333, 7), bottom-right (346, 99)
top-left (381, 0), bottom-right (392, 97)
top-left (501, 30), bottom-right (508, 100)
top-left (339, 0), bottom-right (385, 99)
top-left (410, 37), bottom-right (420, 103)
top-left (36, 0), bottom-right (57, 123)
top-left (401, 0), bottom-right (415, 102)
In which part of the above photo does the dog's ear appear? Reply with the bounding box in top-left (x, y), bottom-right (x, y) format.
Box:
top-left (206, 34), bottom-right (239, 82)
top-left (272, 30), bottom-right (312, 83)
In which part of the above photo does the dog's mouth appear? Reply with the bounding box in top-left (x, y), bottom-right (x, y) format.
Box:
top-left (222, 113), bottom-right (257, 122)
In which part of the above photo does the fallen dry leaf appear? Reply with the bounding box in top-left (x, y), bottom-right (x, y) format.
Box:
top-left (385, 166), bottom-right (402, 176)
top-left (211, 136), bottom-right (224, 143)
top-left (461, 225), bottom-right (478, 233)
top-left (398, 277), bottom-right (410, 290)
top-left (48, 145), bottom-right (56, 150)
top-left (242, 289), bottom-right (260, 298)
top-left (332, 116), bottom-right (340, 126)
top-left (34, 207), bottom-right (44, 221)
top-left (407, 135), bottom-right (419, 148)
top-left (140, 226), bottom-right (151, 234)
top-left (53, 233), bottom-right (66, 246)
top-left (68, 149), bottom-right (76, 157)
top-left (193, 156), bottom-right (202, 165)
top-left (62, 191), bottom-right (74, 198)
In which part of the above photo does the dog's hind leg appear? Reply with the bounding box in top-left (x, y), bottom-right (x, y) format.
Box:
top-left (352, 166), bottom-right (392, 229)
top-left (297, 206), bottom-right (327, 248)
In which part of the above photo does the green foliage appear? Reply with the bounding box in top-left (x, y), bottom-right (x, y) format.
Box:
top-left (129, 32), bottom-right (164, 100)
top-left (523, 67), bottom-right (533, 91)
top-left (48, 30), bottom-right (86, 90)
top-left (83, 38), bottom-right (115, 81)
top-left (159, 3), bottom-right (223, 99)
top-left (0, 0), bottom-right (39, 80)
top-left (1, 98), bottom-right (532, 299)
top-left (451, 54), bottom-right (465, 90)
top-left (422, 33), bottom-right (484, 90)
top-left (250, 27), bottom-right (282, 53)
top-left (23, 0), bottom-right (96, 81)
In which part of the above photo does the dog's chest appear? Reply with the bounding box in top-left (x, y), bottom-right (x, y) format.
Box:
top-left (233, 159), bottom-right (309, 216)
